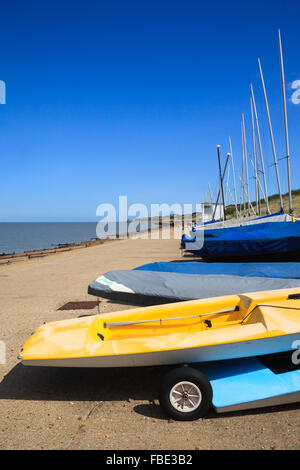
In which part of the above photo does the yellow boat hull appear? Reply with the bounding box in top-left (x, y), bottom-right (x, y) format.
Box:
top-left (19, 288), bottom-right (300, 368)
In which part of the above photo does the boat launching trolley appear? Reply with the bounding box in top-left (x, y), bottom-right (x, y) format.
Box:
top-left (158, 352), bottom-right (300, 420)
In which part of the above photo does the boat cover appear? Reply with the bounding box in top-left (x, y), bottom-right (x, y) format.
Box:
top-left (135, 261), bottom-right (300, 278)
top-left (192, 211), bottom-right (290, 231)
top-left (88, 261), bottom-right (300, 305)
top-left (182, 220), bottom-right (300, 259)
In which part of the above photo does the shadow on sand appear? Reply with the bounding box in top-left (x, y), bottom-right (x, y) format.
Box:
top-left (133, 401), bottom-right (300, 421)
top-left (0, 363), bottom-right (171, 403)
top-left (1, 363), bottom-right (299, 421)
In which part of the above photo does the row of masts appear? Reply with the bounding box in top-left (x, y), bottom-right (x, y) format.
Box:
top-left (213, 29), bottom-right (292, 222)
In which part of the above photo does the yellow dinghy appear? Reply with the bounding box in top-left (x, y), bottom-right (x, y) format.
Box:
top-left (19, 288), bottom-right (300, 368)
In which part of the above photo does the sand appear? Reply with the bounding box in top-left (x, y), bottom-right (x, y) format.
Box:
top-left (0, 234), bottom-right (299, 450)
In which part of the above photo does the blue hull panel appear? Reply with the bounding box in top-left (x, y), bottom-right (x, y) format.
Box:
top-left (196, 355), bottom-right (300, 413)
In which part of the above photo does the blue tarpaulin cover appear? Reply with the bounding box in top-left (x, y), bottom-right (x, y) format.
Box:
top-left (182, 220), bottom-right (300, 258)
top-left (134, 261), bottom-right (300, 279)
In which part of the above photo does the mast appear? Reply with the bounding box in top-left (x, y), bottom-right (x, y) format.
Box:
top-left (250, 158), bottom-right (266, 204)
top-left (241, 119), bottom-right (246, 217)
top-left (250, 83), bottom-right (271, 214)
top-left (242, 113), bottom-right (251, 216)
top-left (228, 136), bottom-right (239, 219)
top-left (212, 154), bottom-right (230, 221)
top-left (258, 58), bottom-right (284, 212)
top-left (238, 172), bottom-right (243, 214)
top-left (216, 145), bottom-right (226, 221)
top-left (224, 155), bottom-right (231, 205)
top-left (250, 96), bottom-right (260, 215)
top-left (208, 183), bottom-right (214, 203)
top-left (278, 29), bottom-right (293, 215)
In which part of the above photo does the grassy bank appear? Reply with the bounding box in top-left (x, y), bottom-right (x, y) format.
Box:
top-left (225, 189), bottom-right (300, 219)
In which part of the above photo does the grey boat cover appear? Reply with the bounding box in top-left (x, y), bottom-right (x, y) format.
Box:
top-left (192, 211), bottom-right (292, 231)
top-left (88, 262), bottom-right (300, 305)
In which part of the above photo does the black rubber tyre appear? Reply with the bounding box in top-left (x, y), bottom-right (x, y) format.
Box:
top-left (159, 366), bottom-right (213, 421)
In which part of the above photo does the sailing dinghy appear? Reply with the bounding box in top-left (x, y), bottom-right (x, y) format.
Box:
top-left (181, 31), bottom-right (298, 261)
top-left (19, 287), bottom-right (300, 368)
top-left (87, 261), bottom-right (300, 305)
top-left (181, 219), bottom-right (300, 260)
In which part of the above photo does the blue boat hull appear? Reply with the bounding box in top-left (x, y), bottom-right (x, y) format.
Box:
top-left (197, 352), bottom-right (300, 413)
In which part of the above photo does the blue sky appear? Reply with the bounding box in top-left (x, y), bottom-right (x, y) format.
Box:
top-left (1, 0), bottom-right (300, 221)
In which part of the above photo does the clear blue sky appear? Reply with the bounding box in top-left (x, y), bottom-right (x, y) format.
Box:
top-left (1, 0), bottom-right (300, 221)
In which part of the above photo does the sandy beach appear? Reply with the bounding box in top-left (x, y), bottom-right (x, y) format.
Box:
top-left (0, 234), bottom-right (299, 450)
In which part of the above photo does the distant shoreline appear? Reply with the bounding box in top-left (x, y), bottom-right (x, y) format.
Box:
top-left (0, 226), bottom-right (162, 267)
top-left (0, 221), bottom-right (161, 259)
top-left (0, 237), bottom-right (113, 265)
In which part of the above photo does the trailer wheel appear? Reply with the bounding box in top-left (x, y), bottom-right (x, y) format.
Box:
top-left (159, 366), bottom-right (212, 421)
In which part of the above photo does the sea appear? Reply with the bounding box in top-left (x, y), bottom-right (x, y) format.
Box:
top-left (0, 221), bottom-right (155, 255)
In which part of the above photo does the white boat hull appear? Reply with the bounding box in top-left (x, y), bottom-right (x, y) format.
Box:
top-left (21, 332), bottom-right (299, 368)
